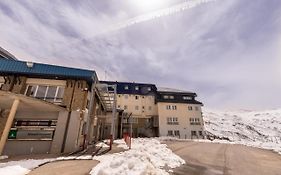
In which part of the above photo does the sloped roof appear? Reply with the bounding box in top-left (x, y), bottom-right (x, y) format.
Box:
top-left (0, 59), bottom-right (97, 84)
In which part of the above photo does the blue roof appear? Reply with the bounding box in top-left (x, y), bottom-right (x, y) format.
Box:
top-left (0, 59), bottom-right (97, 84)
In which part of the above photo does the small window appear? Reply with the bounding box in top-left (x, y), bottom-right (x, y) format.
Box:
top-left (169, 96), bottom-right (174, 99)
top-left (118, 95), bottom-right (121, 98)
top-left (117, 105), bottom-right (121, 108)
top-left (199, 131), bottom-right (203, 136)
top-left (135, 96), bottom-right (139, 100)
top-left (172, 105), bottom-right (177, 110)
top-left (163, 95), bottom-right (169, 99)
top-left (166, 105), bottom-right (171, 110)
top-left (142, 106), bottom-right (145, 110)
top-left (191, 131), bottom-right (197, 136)
top-left (167, 130), bottom-right (173, 136)
top-left (147, 87), bottom-right (151, 91)
top-left (195, 106), bottom-right (199, 111)
top-left (135, 106), bottom-right (139, 110)
top-left (124, 85), bottom-right (129, 90)
top-left (148, 106), bottom-right (152, 110)
top-left (188, 106), bottom-right (193, 111)
top-left (174, 130), bottom-right (180, 136)
top-left (135, 86), bottom-right (139, 90)
top-left (142, 96), bottom-right (145, 99)
top-left (183, 96), bottom-right (192, 100)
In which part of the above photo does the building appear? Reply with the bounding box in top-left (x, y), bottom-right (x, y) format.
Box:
top-left (0, 47), bottom-right (17, 60)
top-left (101, 82), bottom-right (205, 139)
top-left (0, 59), bottom-right (205, 156)
top-left (0, 59), bottom-right (108, 155)
top-left (100, 81), bottom-right (159, 138)
top-left (157, 88), bottom-right (204, 139)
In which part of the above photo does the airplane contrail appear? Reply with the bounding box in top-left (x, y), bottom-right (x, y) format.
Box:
top-left (68, 0), bottom-right (216, 46)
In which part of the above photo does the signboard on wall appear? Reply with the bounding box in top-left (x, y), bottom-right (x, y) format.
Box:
top-left (8, 119), bottom-right (57, 140)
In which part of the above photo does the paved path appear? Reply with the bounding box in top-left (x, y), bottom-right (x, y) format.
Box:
top-left (28, 160), bottom-right (99, 175)
top-left (166, 141), bottom-right (281, 175)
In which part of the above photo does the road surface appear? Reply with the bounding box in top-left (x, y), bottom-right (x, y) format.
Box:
top-left (166, 141), bottom-right (281, 175)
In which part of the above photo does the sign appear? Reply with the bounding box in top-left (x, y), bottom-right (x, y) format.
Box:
top-left (8, 130), bottom-right (17, 139)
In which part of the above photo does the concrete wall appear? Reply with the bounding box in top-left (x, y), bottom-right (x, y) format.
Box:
top-left (64, 111), bottom-right (83, 153)
top-left (0, 110), bottom-right (9, 140)
top-left (3, 141), bottom-right (52, 155)
top-left (158, 103), bottom-right (204, 139)
top-left (50, 111), bottom-right (68, 154)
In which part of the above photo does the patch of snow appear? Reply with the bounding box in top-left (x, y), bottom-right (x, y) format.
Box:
top-left (0, 158), bottom-right (55, 175)
top-left (0, 155), bottom-right (8, 160)
top-left (90, 138), bottom-right (185, 175)
top-left (113, 139), bottom-right (129, 150)
top-left (203, 109), bottom-right (281, 154)
top-left (96, 142), bottom-right (110, 148)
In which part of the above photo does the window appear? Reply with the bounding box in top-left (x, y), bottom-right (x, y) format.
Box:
top-left (142, 106), bottom-right (145, 110)
top-left (135, 86), bottom-right (139, 90)
top-left (167, 117), bottom-right (179, 125)
top-left (174, 130), bottom-right (180, 136)
top-left (199, 131), bottom-right (203, 136)
top-left (148, 106), bottom-right (152, 110)
top-left (167, 130), bottom-right (173, 136)
top-left (147, 87), bottom-right (151, 91)
top-left (118, 95), bottom-right (121, 98)
top-left (169, 96), bottom-right (174, 99)
top-left (130, 117), bottom-right (138, 124)
top-left (188, 106), bottom-right (193, 111)
top-left (183, 96), bottom-right (192, 100)
top-left (117, 105), bottom-right (121, 109)
top-left (124, 85), bottom-right (129, 90)
top-left (124, 105), bottom-right (128, 110)
top-left (163, 95), bottom-right (169, 99)
top-left (166, 105), bottom-right (171, 110)
top-left (190, 118), bottom-right (201, 125)
top-left (172, 105), bottom-right (177, 110)
top-left (0, 76), bottom-right (4, 90)
top-left (25, 85), bottom-right (65, 103)
top-left (135, 106), bottom-right (139, 110)
top-left (195, 106), bottom-right (199, 111)
top-left (191, 131), bottom-right (197, 136)
top-left (135, 96), bottom-right (139, 100)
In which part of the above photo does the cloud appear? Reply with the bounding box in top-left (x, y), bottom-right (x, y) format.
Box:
top-left (0, 0), bottom-right (281, 110)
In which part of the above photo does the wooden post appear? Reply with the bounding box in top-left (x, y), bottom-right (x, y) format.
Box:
top-left (0, 99), bottom-right (20, 155)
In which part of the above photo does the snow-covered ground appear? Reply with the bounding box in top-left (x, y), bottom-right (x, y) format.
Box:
top-left (0, 155), bottom-right (94, 175)
top-left (90, 138), bottom-right (185, 175)
top-left (203, 109), bottom-right (281, 154)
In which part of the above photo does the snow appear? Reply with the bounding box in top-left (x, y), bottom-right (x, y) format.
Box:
top-left (96, 142), bottom-right (110, 148)
top-left (0, 155), bottom-right (8, 160)
top-left (0, 158), bottom-right (55, 175)
top-left (90, 138), bottom-right (185, 175)
top-left (0, 155), bottom-right (94, 175)
top-left (203, 109), bottom-right (281, 154)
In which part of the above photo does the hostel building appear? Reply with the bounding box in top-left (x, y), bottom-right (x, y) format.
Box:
top-left (0, 58), bottom-right (205, 156)
top-left (0, 59), bottom-right (107, 155)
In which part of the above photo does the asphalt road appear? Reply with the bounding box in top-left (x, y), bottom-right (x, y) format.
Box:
top-left (166, 141), bottom-right (281, 175)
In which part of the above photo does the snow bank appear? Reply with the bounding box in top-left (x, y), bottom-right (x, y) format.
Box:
top-left (203, 109), bottom-right (281, 154)
top-left (90, 138), bottom-right (185, 175)
top-left (0, 158), bottom-right (55, 175)
top-left (0, 155), bottom-right (8, 160)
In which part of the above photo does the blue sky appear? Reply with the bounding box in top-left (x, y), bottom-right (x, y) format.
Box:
top-left (0, 0), bottom-right (281, 110)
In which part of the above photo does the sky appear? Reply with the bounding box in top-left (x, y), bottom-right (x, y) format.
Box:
top-left (0, 0), bottom-right (281, 110)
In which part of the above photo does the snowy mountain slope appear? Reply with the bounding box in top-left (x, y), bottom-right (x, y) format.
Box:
top-left (203, 109), bottom-right (281, 154)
